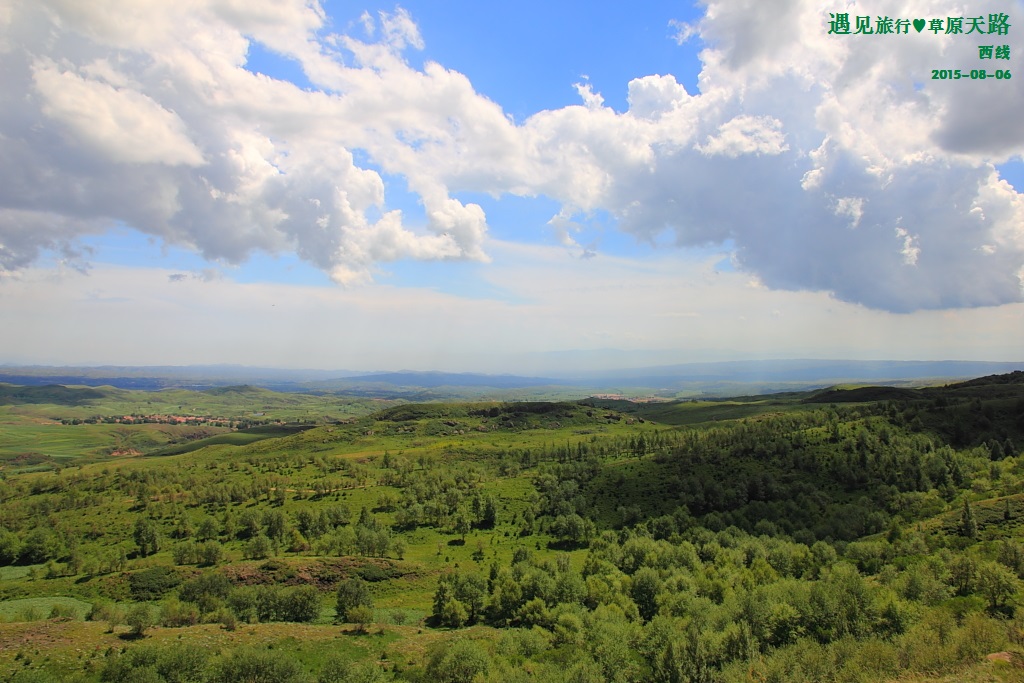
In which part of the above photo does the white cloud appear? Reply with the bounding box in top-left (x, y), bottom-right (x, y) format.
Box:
top-left (0, 1), bottom-right (492, 285)
top-left (379, 7), bottom-right (423, 51)
top-left (895, 226), bottom-right (920, 266)
top-left (0, 0), bottom-right (1021, 316)
top-left (668, 19), bottom-right (697, 46)
top-left (5, 245), bottom-right (1021, 371)
top-left (696, 114), bottom-right (788, 158)
top-left (626, 74), bottom-right (691, 120)
top-left (32, 61), bottom-right (206, 166)
top-left (834, 197), bottom-right (864, 227)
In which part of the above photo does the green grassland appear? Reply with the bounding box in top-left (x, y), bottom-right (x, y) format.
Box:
top-left (0, 383), bottom-right (396, 468)
top-left (0, 377), bottom-right (1023, 681)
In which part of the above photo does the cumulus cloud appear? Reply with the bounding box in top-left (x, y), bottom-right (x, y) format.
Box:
top-left (696, 115), bottom-right (788, 158)
top-left (32, 60), bottom-right (206, 167)
top-left (0, 0), bottom-right (1021, 312)
top-left (0, 0), bottom-right (489, 285)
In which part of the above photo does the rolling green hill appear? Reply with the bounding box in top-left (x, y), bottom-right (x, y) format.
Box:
top-left (0, 376), bottom-right (1022, 682)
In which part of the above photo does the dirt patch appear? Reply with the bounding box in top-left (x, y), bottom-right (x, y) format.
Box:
top-left (222, 557), bottom-right (413, 590)
top-left (0, 620), bottom-right (82, 652)
top-left (986, 651), bottom-right (1024, 667)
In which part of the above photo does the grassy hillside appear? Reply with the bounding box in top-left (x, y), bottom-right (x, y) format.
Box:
top-left (0, 384), bottom-right (396, 469)
top-left (0, 377), bottom-right (1023, 681)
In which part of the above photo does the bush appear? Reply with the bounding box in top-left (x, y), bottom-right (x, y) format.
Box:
top-left (318, 656), bottom-right (383, 683)
top-left (348, 605), bottom-right (375, 633)
top-left (100, 645), bottom-right (159, 682)
top-left (280, 585), bottom-right (323, 623)
top-left (217, 608), bottom-right (238, 631)
top-left (198, 541), bottom-right (224, 566)
top-left (209, 647), bottom-right (306, 683)
top-left (251, 586), bottom-right (282, 623)
top-left (358, 564), bottom-right (399, 582)
top-left (227, 586), bottom-right (259, 623)
top-left (160, 598), bottom-right (201, 627)
top-left (88, 600), bottom-right (124, 633)
top-left (125, 603), bottom-right (156, 637)
top-left (426, 639), bottom-right (491, 683)
top-left (336, 577), bottom-right (373, 622)
top-left (156, 643), bottom-right (209, 683)
top-left (9, 671), bottom-right (62, 683)
top-left (179, 571), bottom-right (233, 610)
top-left (129, 566), bottom-right (181, 601)
top-left (48, 603), bottom-right (80, 619)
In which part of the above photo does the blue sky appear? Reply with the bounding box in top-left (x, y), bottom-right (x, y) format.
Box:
top-left (1, 0), bottom-right (1023, 373)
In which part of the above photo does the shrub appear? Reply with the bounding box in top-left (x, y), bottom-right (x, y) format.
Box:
top-left (209, 647), bottom-right (306, 683)
top-left (101, 645), bottom-right (159, 682)
top-left (358, 564), bottom-right (399, 582)
top-left (227, 586), bottom-right (259, 623)
top-left (160, 598), bottom-right (201, 627)
top-left (9, 671), bottom-right (62, 683)
top-left (197, 541), bottom-right (223, 566)
top-left (425, 639), bottom-right (491, 683)
top-left (217, 608), bottom-right (238, 631)
top-left (348, 605), bottom-right (375, 633)
top-left (129, 566), bottom-right (181, 601)
top-left (48, 603), bottom-right (80, 619)
top-left (125, 603), bottom-right (156, 638)
top-left (156, 643), bottom-right (209, 683)
top-left (318, 656), bottom-right (383, 683)
top-left (179, 571), bottom-right (233, 610)
top-left (280, 585), bottom-right (323, 623)
top-left (336, 577), bottom-right (373, 622)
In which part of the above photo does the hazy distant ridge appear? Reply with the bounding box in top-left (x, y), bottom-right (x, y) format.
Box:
top-left (1, 359), bottom-right (1022, 394)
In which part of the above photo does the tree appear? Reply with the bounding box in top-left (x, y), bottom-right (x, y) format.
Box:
top-left (20, 528), bottom-right (66, 565)
top-left (960, 499), bottom-right (978, 539)
top-left (949, 554), bottom-right (977, 596)
top-left (432, 576), bottom-right (464, 627)
top-left (0, 528), bottom-right (22, 565)
top-left (133, 518), bottom-right (160, 557)
top-left (197, 541), bottom-right (223, 566)
top-left (977, 560), bottom-right (1017, 612)
top-left (631, 567), bottom-right (661, 622)
top-left (477, 495), bottom-right (498, 529)
top-left (125, 603), bottom-right (156, 638)
top-left (196, 516), bottom-right (220, 542)
top-left (426, 639), bottom-right (491, 683)
top-left (454, 512), bottom-right (472, 543)
top-left (244, 534), bottom-right (271, 560)
top-left (335, 577), bottom-right (373, 622)
top-left (551, 513), bottom-right (595, 547)
top-left (281, 585), bottom-right (323, 623)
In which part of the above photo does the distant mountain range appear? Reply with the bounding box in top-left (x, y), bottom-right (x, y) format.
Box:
top-left (2, 360), bottom-right (1023, 396)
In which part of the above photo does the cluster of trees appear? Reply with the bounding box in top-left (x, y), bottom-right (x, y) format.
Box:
top-left (430, 523), bottom-right (1024, 682)
top-left (512, 406), bottom-right (1017, 544)
top-left (138, 570), bottom-right (327, 626)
